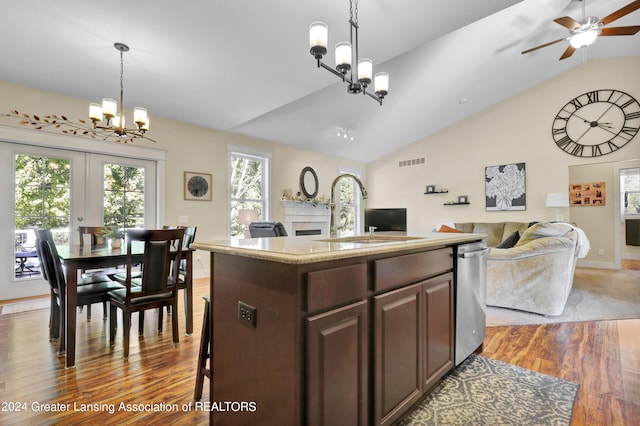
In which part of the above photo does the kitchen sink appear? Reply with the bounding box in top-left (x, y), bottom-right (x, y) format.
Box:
top-left (316, 235), bottom-right (426, 244)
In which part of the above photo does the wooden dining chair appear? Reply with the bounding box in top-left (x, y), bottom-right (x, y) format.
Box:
top-left (37, 229), bottom-right (123, 325)
top-left (37, 236), bottom-right (126, 356)
top-left (108, 228), bottom-right (185, 361)
top-left (161, 226), bottom-right (197, 319)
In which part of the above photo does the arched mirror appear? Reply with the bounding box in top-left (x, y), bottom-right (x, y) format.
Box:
top-left (299, 166), bottom-right (319, 199)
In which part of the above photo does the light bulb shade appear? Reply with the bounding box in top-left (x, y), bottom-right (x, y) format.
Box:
top-left (102, 98), bottom-right (117, 119)
top-left (89, 103), bottom-right (103, 121)
top-left (141, 116), bottom-right (150, 131)
top-left (569, 30), bottom-right (598, 48)
top-left (335, 42), bottom-right (352, 73)
top-left (545, 193), bottom-right (569, 208)
top-left (238, 208), bottom-right (259, 225)
top-left (374, 72), bottom-right (389, 96)
top-left (357, 58), bottom-right (372, 84)
top-left (134, 107), bottom-right (148, 126)
top-left (309, 22), bottom-right (328, 58)
top-left (112, 114), bottom-right (125, 130)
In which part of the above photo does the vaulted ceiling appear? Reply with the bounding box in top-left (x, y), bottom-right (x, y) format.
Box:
top-left (1, 0), bottom-right (639, 162)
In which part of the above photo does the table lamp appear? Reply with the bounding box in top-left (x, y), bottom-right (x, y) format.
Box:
top-left (546, 193), bottom-right (569, 222)
top-left (238, 209), bottom-right (259, 238)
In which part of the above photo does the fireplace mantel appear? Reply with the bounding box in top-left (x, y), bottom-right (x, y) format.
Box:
top-left (281, 200), bottom-right (330, 236)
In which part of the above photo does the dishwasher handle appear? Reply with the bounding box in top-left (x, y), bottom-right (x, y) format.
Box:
top-left (458, 248), bottom-right (489, 259)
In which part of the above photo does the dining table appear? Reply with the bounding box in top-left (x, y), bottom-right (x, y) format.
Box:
top-left (56, 243), bottom-right (194, 368)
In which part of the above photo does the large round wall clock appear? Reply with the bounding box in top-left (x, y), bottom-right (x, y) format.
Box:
top-left (551, 89), bottom-right (640, 158)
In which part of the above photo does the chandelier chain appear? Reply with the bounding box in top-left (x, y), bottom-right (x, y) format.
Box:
top-left (351, 0), bottom-right (359, 24)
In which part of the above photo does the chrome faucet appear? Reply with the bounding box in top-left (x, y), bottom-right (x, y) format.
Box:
top-left (330, 173), bottom-right (369, 237)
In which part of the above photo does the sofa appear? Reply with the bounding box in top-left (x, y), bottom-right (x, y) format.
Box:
top-left (449, 221), bottom-right (589, 316)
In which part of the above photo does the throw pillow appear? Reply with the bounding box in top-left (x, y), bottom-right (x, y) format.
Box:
top-left (438, 224), bottom-right (463, 233)
top-left (496, 231), bottom-right (520, 248)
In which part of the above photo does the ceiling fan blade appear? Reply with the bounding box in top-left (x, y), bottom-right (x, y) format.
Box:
top-left (521, 38), bottom-right (565, 54)
top-left (554, 16), bottom-right (582, 30)
top-left (600, 0), bottom-right (640, 26)
top-left (559, 45), bottom-right (577, 60)
top-left (600, 25), bottom-right (640, 36)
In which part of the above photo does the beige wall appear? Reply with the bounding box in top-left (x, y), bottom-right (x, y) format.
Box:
top-left (0, 80), bottom-right (365, 294)
top-left (366, 56), bottom-right (640, 268)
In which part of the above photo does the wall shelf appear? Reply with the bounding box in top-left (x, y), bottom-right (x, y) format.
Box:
top-left (444, 202), bottom-right (470, 206)
top-left (424, 190), bottom-right (448, 194)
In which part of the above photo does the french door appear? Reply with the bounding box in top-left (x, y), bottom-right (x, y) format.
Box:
top-left (1, 141), bottom-right (157, 300)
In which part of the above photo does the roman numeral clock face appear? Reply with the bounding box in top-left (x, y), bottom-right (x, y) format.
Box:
top-left (552, 89), bottom-right (640, 157)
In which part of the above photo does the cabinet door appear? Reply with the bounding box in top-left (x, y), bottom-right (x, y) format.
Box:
top-left (307, 300), bottom-right (368, 426)
top-left (423, 272), bottom-right (454, 391)
top-left (374, 282), bottom-right (423, 426)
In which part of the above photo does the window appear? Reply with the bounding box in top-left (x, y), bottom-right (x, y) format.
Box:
top-left (14, 154), bottom-right (71, 279)
top-left (229, 149), bottom-right (270, 237)
top-left (621, 167), bottom-right (640, 216)
top-left (334, 169), bottom-right (363, 236)
top-left (103, 163), bottom-right (146, 229)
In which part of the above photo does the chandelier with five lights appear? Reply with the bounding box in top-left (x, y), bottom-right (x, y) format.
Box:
top-left (309, 0), bottom-right (389, 105)
top-left (89, 42), bottom-right (150, 138)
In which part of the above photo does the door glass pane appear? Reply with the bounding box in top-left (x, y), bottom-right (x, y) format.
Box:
top-left (103, 164), bottom-right (145, 229)
top-left (14, 154), bottom-right (71, 279)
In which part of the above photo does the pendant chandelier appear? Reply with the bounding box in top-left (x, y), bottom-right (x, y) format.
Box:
top-left (309, 0), bottom-right (389, 105)
top-left (89, 42), bottom-right (150, 138)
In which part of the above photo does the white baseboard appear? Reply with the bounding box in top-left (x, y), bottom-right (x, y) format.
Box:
top-left (577, 259), bottom-right (618, 269)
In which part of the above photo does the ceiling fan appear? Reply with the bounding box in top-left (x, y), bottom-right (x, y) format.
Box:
top-left (521, 0), bottom-right (640, 60)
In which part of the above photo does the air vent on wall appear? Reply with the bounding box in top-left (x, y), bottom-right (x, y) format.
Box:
top-left (398, 157), bottom-right (425, 167)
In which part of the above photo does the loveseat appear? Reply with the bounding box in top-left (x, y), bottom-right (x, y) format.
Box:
top-left (450, 221), bottom-right (589, 316)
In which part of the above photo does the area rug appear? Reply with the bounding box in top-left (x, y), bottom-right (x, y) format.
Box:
top-left (486, 267), bottom-right (640, 326)
top-left (0, 298), bottom-right (49, 315)
top-left (400, 354), bottom-right (578, 425)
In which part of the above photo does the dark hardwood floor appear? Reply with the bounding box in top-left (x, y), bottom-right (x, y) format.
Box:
top-left (1, 276), bottom-right (639, 425)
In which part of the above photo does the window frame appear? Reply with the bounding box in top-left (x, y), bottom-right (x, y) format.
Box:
top-left (228, 146), bottom-right (271, 237)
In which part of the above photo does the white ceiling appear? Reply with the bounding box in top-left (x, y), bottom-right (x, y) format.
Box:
top-left (1, 0), bottom-right (639, 162)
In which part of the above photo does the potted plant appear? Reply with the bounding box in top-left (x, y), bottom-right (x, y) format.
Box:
top-left (102, 226), bottom-right (124, 249)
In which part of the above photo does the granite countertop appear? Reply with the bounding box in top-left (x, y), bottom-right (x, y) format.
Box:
top-left (191, 232), bottom-right (486, 264)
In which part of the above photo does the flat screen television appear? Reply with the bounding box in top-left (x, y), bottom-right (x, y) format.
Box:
top-left (364, 208), bottom-right (407, 232)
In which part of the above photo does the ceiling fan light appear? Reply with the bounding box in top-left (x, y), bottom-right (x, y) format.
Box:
top-left (570, 30), bottom-right (598, 48)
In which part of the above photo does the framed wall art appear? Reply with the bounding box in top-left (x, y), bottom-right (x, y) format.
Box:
top-left (485, 162), bottom-right (526, 211)
top-left (569, 182), bottom-right (606, 206)
top-left (184, 171), bottom-right (212, 201)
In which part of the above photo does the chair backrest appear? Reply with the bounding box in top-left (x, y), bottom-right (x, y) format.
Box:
top-left (35, 229), bottom-right (55, 281)
top-left (38, 239), bottom-right (66, 297)
top-left (78, 226), bottom-right (107, 248)
top-left (249, 221), bottom-right (288, 238)
top-left (163, 226), bottom-right (197, 249)
top-left (124, 229), bottom-right (185, 300)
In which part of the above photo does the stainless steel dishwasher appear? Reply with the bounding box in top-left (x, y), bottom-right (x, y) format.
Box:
top-left (455, 240), bottom-right (488, 365)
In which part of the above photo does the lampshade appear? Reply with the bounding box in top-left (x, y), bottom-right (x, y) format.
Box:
top-left (546, 193), bottom-right (569, 208)
top-left (238, 209), bottom-right (259, 225)
top-left (309, 22), bottom-right (328, 50)
top-left (357, 58), bottom-right (372, 84)
top-left (335, 42), bottom-right (352, 72)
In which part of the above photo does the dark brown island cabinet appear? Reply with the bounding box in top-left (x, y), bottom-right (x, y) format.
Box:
top-left (192, 235), bottom-right (483, 426)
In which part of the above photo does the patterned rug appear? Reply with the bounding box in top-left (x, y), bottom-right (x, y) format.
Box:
top-left (400, 355), bottom-right (578, 425)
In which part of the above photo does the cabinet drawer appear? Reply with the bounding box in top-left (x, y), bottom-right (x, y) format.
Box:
top-left (374, 248), bottom-right (453, 293)
top-left (306, 263), bottom-right (367, 313)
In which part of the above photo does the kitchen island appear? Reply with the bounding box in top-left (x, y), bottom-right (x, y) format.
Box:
top-left (192, 232), bottom-right (485, 426)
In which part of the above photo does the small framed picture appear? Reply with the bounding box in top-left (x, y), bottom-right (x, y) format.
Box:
top-left (458, 195), bottom-right (468, 204)
top-left (184, 171), bottom-right (212, 201)
top-left (426, 185), bottom-right (435, 193)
